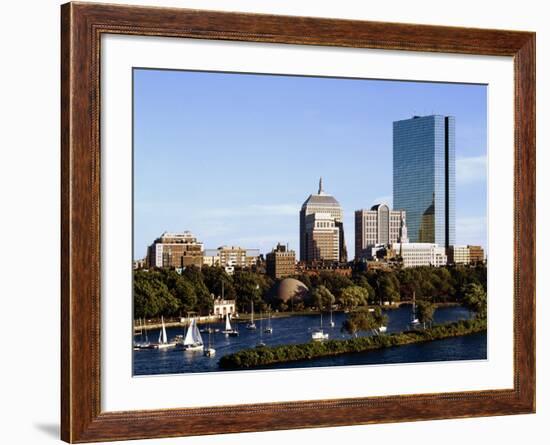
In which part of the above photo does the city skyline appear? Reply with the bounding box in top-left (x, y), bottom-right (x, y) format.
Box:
top-left (134, 69), bottom-right (487, 259)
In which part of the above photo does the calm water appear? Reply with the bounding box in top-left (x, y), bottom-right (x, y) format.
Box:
top-left (133, 305), bottom-right (486, 376)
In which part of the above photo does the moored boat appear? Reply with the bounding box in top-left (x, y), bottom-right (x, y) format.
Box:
top-left (181, 317), bottom-right (204, 352)
top-left (152, 316), bottom-right (176, 349)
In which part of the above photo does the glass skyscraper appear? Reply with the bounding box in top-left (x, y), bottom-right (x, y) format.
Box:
top-left (393, 115), bottom-right (455, 247)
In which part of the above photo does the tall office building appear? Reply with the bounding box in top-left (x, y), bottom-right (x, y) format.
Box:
top-left (354, 204), bottom-right (409, 260)
top-left (304, 213), bottom-right (341, 262)
top-left (300, 178), bottom-right (347, 263)
top-left (393, 115), bottom-right (456, 247)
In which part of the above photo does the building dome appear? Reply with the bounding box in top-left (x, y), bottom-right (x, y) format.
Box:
top-left (275, 278), bottom-right (309, 302)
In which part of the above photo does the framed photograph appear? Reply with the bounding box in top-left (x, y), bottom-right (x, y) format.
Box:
top-left (61, 2), bottom-right (535, 442)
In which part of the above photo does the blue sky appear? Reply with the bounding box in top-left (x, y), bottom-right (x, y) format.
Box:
top-left (133, 69), bottom-right (487, 259)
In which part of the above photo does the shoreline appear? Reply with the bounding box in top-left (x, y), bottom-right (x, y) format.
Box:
top-left (219, 318), bottom-right (486, 370)
top-left (134, 302), bottom-right (462, 331)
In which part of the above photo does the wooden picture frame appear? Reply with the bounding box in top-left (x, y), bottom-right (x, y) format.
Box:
top-left (61, 2), bottom-right (535, 442)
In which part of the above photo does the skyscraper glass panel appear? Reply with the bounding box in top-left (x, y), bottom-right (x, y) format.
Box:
top-left (393, 115), bottom-right (455, 247)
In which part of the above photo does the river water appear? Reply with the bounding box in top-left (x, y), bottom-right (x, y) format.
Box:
top-left (133, 305), bottom-right (486, 376)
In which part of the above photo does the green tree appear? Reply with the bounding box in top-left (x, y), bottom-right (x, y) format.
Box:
top-left (341, 308), bottom-right (386, 337)
top-left (338, 285), bottom-right (369, 310)
top-left (233, 270), bottom-right (263, 312)
top-left (311, 285), bottom-right (335, 311)
top-left (133, 271), bottom-right (180, 319)
top-left (462, 283), bottom-right (487, 319)
top-left (377, 273), bottom-right (400, 303)
top-left (318, 272), bottom-right (353, 298)
top-left (181, 266), bottom-right (212, 314)
top-left (416, 300), bottom-right (435, 328)
top-left (201, 266), bottom-right (236, 299)
top-left (352, 274), bottom-right (376, 303)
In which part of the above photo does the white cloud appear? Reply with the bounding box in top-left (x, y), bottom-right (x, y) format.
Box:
top-left (456, 156), bottom-right (487, 184)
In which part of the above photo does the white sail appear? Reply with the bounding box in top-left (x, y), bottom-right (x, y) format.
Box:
top-left (160, 316), bottom-right (168, 344)
top-left (225, 314), bottom-right (232, 331)
top-left (183, 318), bottom-right (196, 345)
top-left (192, 320), bottom-right (203, 345)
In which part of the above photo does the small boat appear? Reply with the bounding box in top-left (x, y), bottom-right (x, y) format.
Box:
top-left (311, 312), bottom-right (329, 341)
top-left (153, 316), bottom-right (176, 349)
top-left (181, 317), bottom-right (204, 351)
top-left (133, 318), bottom-right (151, 349)
top-left (409, 292), bottom-right (421, 329)
top-left (246, 301), bottom-right (257, 330)
top-left (256, 314), bottom-right (266, 347)
top-left (222, 313), bottom-right (239, 336)
top-left (204, 347), bottom-right (216, 357)
top-left (264, 312), bottom-right (273, 334)
top-left (203, 325), bottom-right (216, 357)
top-left (311, 329), bottom-right (329, 341)
top-left (378, 326), bottom-right (387, 333)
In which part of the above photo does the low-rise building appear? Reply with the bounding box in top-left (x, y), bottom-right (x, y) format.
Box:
top-left (146, 231), bottom-right (203, 269)
top-left (212, 298), bottom-right (236, 318)
top-left (133, 258), bottom-right (146, 270)
top-left (217, 246), bottom-right (260, 268)
top-left (296, 260), bottom-right (352, 277)
top-left (392, 243), bottom-right (447, 268)
top-left (266, 243), bottom-right (296, 279)
top-left (202, 249), bottom-right (221, 267)
top-left (468, 245), bottom-right (485, 264)
top-left (448, 245), bottom-right (470, 265)
top-left (202, 246), bottom-right (260, 274)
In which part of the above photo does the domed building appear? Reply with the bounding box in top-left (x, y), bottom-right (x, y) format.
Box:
top-left (299, 178), bottom-right (347, 263)
top-left (273, 278), bottom-right (309, 303)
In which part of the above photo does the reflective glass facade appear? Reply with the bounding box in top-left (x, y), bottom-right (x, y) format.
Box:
top-left (393, 115), bottom-right (455, 247)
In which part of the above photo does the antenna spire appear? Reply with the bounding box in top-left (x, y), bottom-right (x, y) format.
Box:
top-left (318, 177), bottom-right (324, 194)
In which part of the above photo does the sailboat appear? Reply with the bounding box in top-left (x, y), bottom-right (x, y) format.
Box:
top-left (182, 318), bottom-right (204, 351)
top-left (311, 312), bottom-right (329, 341)
top-left (133, 318), bottom-right (151, 350)
top-left (410, 291), bottom-right (421, 329)
top-left (203, 324), bottom-right (216, 357)
top-left (257, 312), bottom-right (266, 347)
top-left (246, 301), bottom-right (257, 330)
top-left (222, 313), bottom-right (239, 336)
top-left (153, 316), bottom-right (176, 349)
top-left (264, 312), bottom-right (273, 334)
top-left (329, 308), bottom-right (335, 328)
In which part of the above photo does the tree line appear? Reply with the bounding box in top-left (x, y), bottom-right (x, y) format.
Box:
top-left (134, 264), bottom-right (487, 320)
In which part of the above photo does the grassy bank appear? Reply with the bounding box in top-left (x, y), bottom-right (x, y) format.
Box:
top-left (218, 318), bottom-right (487, 370)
